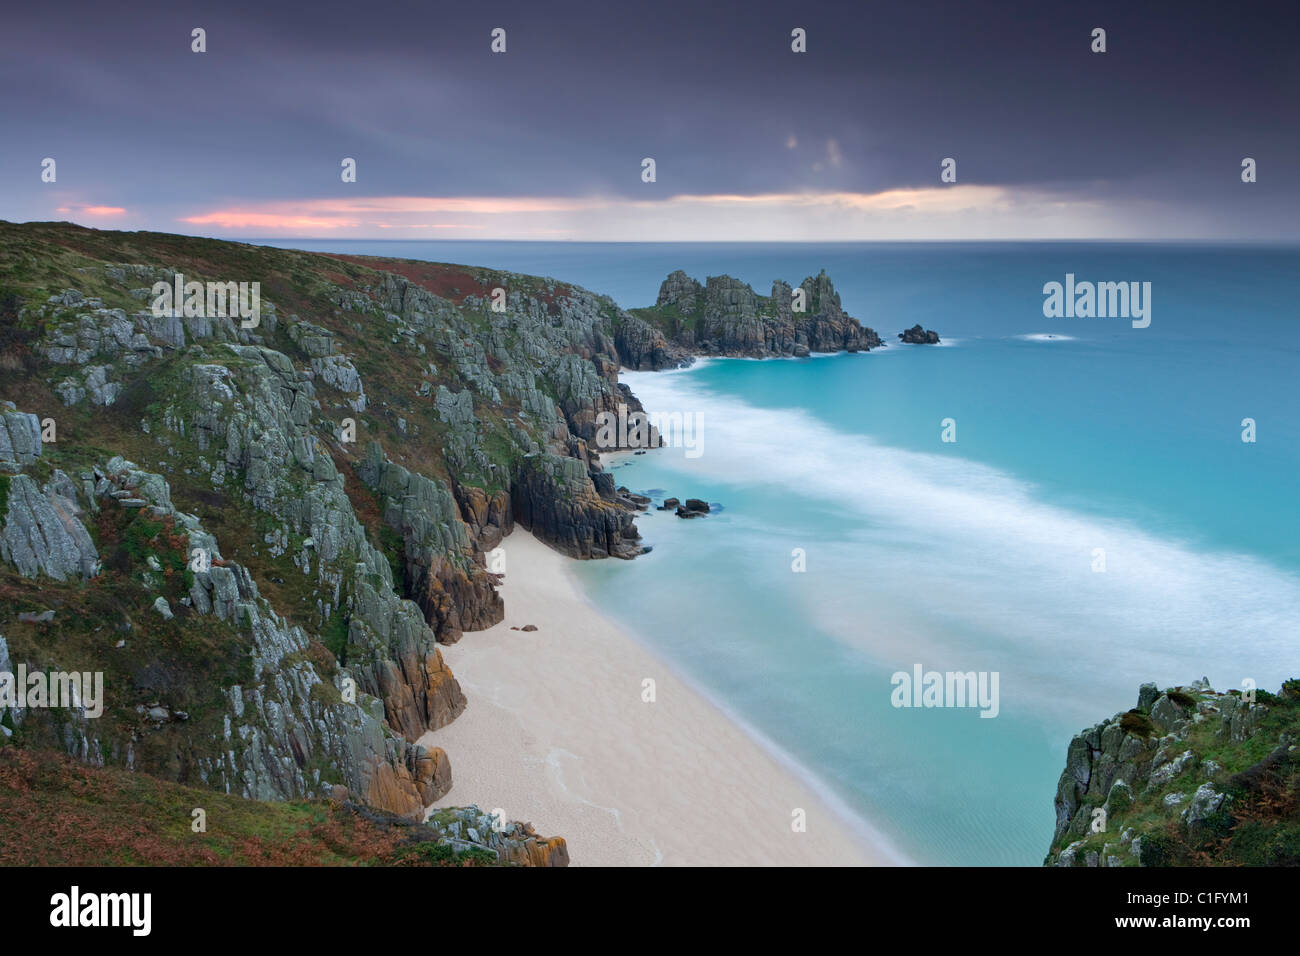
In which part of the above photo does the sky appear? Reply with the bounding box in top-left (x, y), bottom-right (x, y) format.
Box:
top-left (4, 0), bottom-right (1299, 241)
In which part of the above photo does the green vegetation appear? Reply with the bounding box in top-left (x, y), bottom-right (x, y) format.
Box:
top-left (392, 841), bottom-right (498, 867)
top-left (0, 748), bottom-right (506, 866)
top-left (378, 524), bottom-right (407, 596)
top-left (629, 299), bottom-right (704, 340)
top-left (0, 221), bottom-right (607, 864)
top-left (320, 609), bottom-right (350, 665)
top-left (1166, 689), bottom-right (1197, 709)
top-left (1119, 709), bottom-right (1156, 738)
top-left (1054, 682), bottom-right (1300, 866)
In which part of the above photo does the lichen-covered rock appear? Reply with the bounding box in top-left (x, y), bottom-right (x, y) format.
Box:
top-left (431, 805), bottom-right (570, 867)
top-left (0, 473), bottom-right (98, 580)
top-left (513, 452), bottom-right (642, 559)
top-left (0, 403), bottom-right (42, 471)
top-left (1, 450), bottom-right (458, 820)
top-left (1044, 678), bottom-right (1295, 866)
top-left (311, 354), bottom-right (367, 411)
top-left (358, 443), bottom-right (503, 643)
top-left (1180, 782), bottom-right (1226, 829)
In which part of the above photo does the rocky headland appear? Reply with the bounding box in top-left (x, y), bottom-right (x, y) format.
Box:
top-left (625, 268), bottom-right (884, 366)
top-left (0, 221), bottom-right (720, 863)
top-left (1046, 677), bottom-right (1299, 867)
top-left (0, 222), bottom-right (911, 865)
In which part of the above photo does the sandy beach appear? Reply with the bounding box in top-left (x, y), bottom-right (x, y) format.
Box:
top-left (422, 528), bottom-right (893, 866)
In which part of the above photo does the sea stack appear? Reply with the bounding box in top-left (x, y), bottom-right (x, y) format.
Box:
top-left (898, 324), bottom-right (940, 344)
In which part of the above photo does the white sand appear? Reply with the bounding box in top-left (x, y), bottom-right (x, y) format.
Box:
top-left (422, 529), bottom-right (891, 866)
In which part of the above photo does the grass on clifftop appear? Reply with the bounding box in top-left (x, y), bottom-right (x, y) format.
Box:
top-left (1059, 682), bottom-right (1300, 866)
top-left (0, 747), bottom-right (497, 866)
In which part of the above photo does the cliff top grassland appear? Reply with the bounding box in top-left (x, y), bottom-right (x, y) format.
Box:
top-left (0, 745), bottom-right (507, 866)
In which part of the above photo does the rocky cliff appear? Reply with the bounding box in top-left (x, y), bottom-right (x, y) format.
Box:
top-left (0, 221), bottom-right (705, 862)
top-left (0, 222), bottom-right (899, 864)
top-left (1046, 678), bottom-right (1299, 866)
top-left (625, 268), bottom-right (883, 365)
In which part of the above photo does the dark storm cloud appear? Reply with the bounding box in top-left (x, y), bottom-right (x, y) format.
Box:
top-left (1, 0), bottom-right (1296, 236)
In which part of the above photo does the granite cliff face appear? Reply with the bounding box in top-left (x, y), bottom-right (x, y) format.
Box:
top-left (625, 268), bottom-right (883, 365)
top-left (0, 222), bottom-right (712, 862)
top-left (0, 223), bottom-right (901, 864)
top-left (1046, 678), bottom-right (1299, 867)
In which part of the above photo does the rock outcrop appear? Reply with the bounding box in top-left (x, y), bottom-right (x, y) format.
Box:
top-left (898, 324), bottom-right (940, 344)
top-left (358, 443), bottom-right (504, 643)
top-left (0, 472), bottom-right (99, 581)
top-left (0, 222), bottom-right (716, 855)
top-left (676, 498), bottom-right (711, 519)
top-left (427, 806), bottom-right (570, 867)
top-left (0, 403), bottom-right (43, 471)
top-left (513, 452), bottom-right (642, 559)
top-left (0, 223), bottom-right (903, 860)
top-left (629, 269), bottom-right (883, 363)
top-left (1046, 677), bottom-right (1299, 867)
top-left (1, 446), bottom-right (454, 821)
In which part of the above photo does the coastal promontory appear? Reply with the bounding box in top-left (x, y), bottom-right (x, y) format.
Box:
top-left (1045, 677), bottom-right (1299, 867)
top-left (626, 268), bottom-right (883, 364)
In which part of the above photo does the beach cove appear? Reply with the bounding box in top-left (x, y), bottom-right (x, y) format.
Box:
top-left (422, 529), bottom-right (901, 866)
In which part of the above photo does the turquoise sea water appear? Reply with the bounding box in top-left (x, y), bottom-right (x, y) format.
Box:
top-left (259, 239), bottom-right (1300, 865)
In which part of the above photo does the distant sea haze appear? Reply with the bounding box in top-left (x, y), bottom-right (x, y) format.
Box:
top-left (260, 238), bottom-right (1300, 865)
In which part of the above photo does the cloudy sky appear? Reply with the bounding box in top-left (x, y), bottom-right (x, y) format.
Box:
top-left (4, 0), bottom-right (1298, 240)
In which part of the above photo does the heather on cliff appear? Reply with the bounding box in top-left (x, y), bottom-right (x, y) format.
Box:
top-left (0, 747), bottom-right (563, 866)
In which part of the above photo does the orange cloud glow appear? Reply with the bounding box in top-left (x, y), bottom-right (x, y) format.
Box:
top-left (174, 186), bottom-right (1137, 241)
top-left (181, 195), bottom-right (604, 231)
top-left (56, 204), bottom-right (127, 216)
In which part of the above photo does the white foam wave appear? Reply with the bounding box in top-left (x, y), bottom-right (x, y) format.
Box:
top-left (622, 367), bottom-right (1300, 703)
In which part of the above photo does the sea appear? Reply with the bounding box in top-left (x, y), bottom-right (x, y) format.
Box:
top-left (256, 239), bottom-right (1300, 866)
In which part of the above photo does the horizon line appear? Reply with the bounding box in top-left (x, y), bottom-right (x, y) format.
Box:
top-left (8, 222), bottom-right (1300, 246)
top-left (236, 236), bottom-right (1300, 245)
